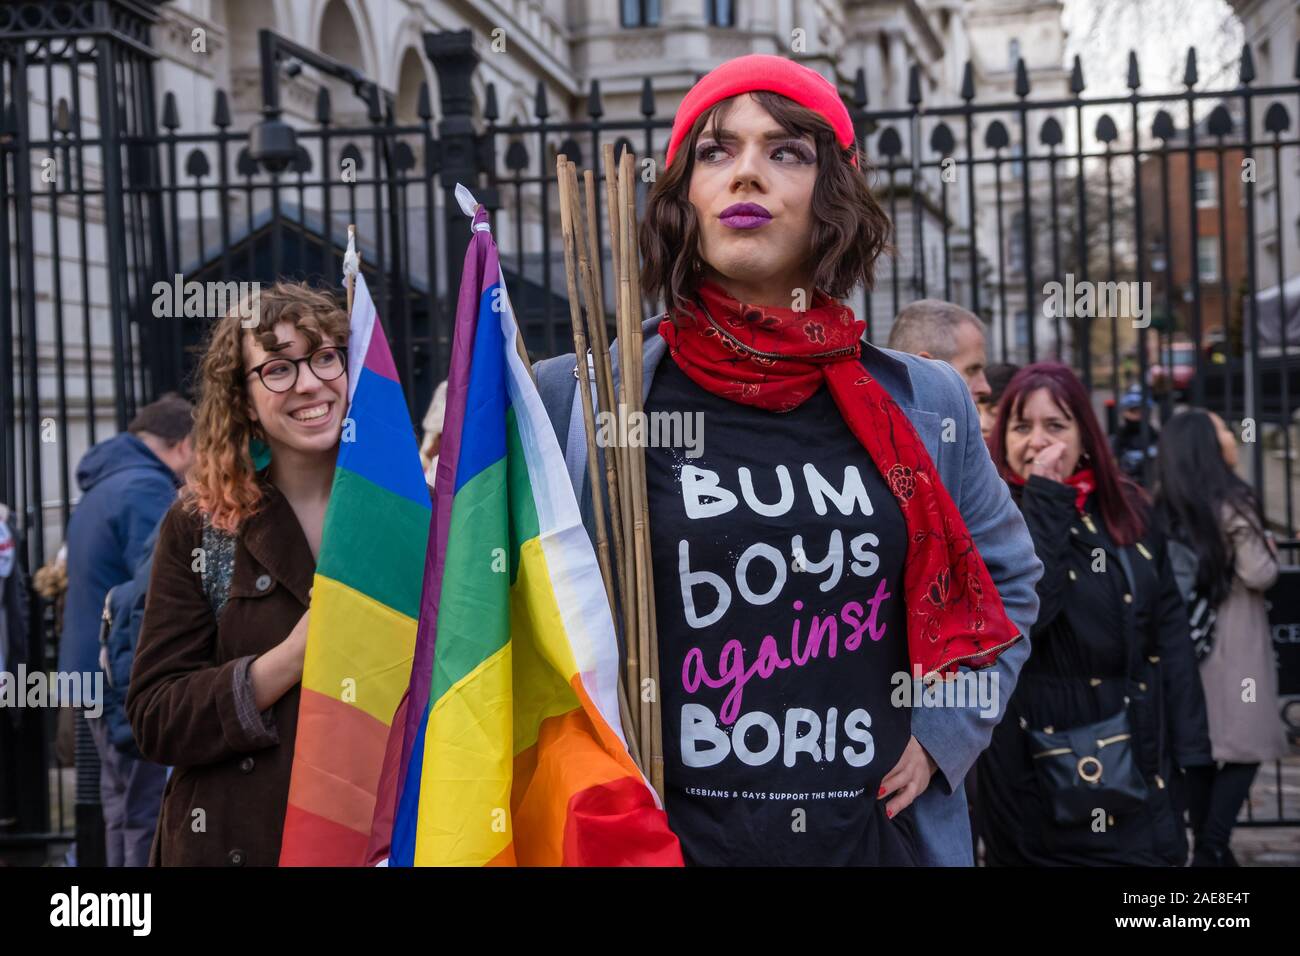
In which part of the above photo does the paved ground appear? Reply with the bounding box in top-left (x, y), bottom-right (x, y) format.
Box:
top-left (16, 737), bottom-right (1300, 867)
top-left (1230, 747), bottom-right (1300, 866)
top-left (13, 757), bottom-right (1300, 866)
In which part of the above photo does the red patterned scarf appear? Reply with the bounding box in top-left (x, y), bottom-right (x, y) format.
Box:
top-left (659, 279), bottom-right (1022, 679)
top-left (1007, 468), bottom-right (1096, 513)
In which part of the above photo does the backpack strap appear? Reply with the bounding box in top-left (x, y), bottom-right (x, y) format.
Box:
top-left (200, 519), bottom-right (237, 621)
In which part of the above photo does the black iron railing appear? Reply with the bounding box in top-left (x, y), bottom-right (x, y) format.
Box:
top-left (2, 1), bottom-right (1298, 848)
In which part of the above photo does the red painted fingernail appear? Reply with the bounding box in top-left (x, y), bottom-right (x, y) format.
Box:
top-left (878, 786), bottom-right (886, 798)
top-left (887, 807), bottom-right (895, 819)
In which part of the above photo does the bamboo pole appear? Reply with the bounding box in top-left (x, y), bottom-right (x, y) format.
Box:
top-left (574, 167), bottom-right (629, 623)
top-left (603, 144), bottom-right (640, 746)
top-left (617, 152), bottom-right (657, 794)
top-left (558, 156), bottom-right (643, 768)
top-left (619, 156), bottom-right (664, 800)
top-left (514, 331), bottom-right (535, 383)
top-left (602, 145), bottom-right (636, 620)
top-left (573, 185), bottom-right (642, 765)
top-left (602, 152), bottom-right (636, 605)
top-left (556, 156), bottom-right (617, 637)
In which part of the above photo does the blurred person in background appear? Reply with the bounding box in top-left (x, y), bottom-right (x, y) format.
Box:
top-left (979, 363), bottom-right (1019, 447)
top-left (0, 505), bottom-right (32, 831)
top-left (96, 519), bottom-right (171, 866)
top-left (979, 363), bottom-right (1211, 866)
top-left (419, 380), bottom-right (448, 485)
top-left (1154, 409), bottom-right (1286, 866)
top-left (1112, 386), bottom-right (1158, 486)
top-left (964, 358), bottom-right (1018, 852)
top-left (33, 544), bottom-right (74, 767)
top-left (62, 393), bottom-right (195, 865)
top-left (887, 299), bottom-right (990, 404)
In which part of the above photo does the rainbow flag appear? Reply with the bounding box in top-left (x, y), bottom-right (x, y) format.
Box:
top-left (279, 273), bottom-right (432, 866)
top-left (374, 185), bottom-right (681, 866)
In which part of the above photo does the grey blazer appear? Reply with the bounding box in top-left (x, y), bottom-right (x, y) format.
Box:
top-left (533, 315), bottom-right (1042, 866)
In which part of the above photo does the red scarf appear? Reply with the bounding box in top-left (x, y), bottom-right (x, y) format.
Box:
top-left (659, 280), bottom-right (1022, 679)
top-left (1007, 468), bottom-right (1096, 512)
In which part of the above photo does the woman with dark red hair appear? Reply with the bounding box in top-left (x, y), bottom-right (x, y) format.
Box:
top-left (978, 363), bottom-right (1211, 865)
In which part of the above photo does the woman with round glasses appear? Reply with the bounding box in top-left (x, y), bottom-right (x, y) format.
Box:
top-left (127, 281), bottom-right (350, 865)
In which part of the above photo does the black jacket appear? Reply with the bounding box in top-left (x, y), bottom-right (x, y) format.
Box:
top-left (978, 475), bottom-right (1212, 865)
top-left (1112, 419), bottom-right (1159, 484)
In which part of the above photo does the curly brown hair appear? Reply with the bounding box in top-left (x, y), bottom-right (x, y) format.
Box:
top-left (639, 90), bottom-right (893, 315)
top-left (183, 281), bottom-right (349, 532)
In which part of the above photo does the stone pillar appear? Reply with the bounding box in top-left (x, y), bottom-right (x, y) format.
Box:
top-left (863, 34), bottom-right (884, 105)
top-left (889, 32), bottom-right (908, 109)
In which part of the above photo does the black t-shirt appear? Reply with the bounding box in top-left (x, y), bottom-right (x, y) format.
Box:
top-left (644, 356), bottom-right (916, 865)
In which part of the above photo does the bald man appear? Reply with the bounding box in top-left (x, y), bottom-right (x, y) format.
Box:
top-left (887, 300), bottom-right (991, 403)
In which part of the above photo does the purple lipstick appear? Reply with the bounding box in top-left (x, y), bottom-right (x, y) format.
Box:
top-left (719, 202), bottom-right (771, 230)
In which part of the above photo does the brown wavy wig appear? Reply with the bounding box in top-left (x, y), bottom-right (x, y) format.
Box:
top-left (639, 90), bottom-right (893, 314)
top-left (183, 281), bottom-right (349, 532)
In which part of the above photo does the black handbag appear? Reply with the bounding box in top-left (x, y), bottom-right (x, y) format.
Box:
top-left (1026, 546), bottom-right (1152, 827)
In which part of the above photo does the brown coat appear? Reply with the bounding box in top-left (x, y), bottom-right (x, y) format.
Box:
top-left (126, 484), bottom-right (314, 866)
top-left (1199, 505), bottom-right (1288, 764)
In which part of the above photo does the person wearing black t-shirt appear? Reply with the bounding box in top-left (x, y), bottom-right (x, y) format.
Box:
top-left (535, 55), bottom-right (1044, 865)
top-left (644, 352), bottom-right (915, 864)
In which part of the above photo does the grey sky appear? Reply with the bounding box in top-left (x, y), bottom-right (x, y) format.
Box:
top-left (1063, 0), bottom-right (1244, 96)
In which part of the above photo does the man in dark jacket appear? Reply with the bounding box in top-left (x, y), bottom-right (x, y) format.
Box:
top-left (1112, 387), bottom-right (1159, 486)
top-left (62, 393), bottom-right (194, 866)
top-left (0, 507), bottom-right (33, 830)
top-left (96, 521), bottom-right (168, 866)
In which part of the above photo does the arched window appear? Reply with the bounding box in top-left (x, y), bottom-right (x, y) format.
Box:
top-left (395, 47), bottom-right (430, 124)
top-left (319, 1), bottom-right (366, 72)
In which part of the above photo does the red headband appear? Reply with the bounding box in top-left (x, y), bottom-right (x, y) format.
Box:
top-left (665, 54), bottom-right (859, 169)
